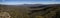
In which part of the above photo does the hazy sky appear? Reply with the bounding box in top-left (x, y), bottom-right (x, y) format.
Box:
top-left (0, 0), bottom-right (60, 5)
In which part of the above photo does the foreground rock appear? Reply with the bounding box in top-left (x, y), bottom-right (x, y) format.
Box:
top-left (0, 12), bottom-right (11, 18)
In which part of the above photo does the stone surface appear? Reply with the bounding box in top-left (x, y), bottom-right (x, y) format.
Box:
top-left (0, 12), bottom-right (11, 18)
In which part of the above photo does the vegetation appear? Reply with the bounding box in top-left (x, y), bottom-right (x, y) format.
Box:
top-left (0, 4), bottom-right (60, 18)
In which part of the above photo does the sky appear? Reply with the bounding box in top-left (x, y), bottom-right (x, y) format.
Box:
top-left (0, 0), bottom-right (60, 5)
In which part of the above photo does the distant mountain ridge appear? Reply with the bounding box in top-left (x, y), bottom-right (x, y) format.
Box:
top-left (0, 4), bottom-right (60, 7)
